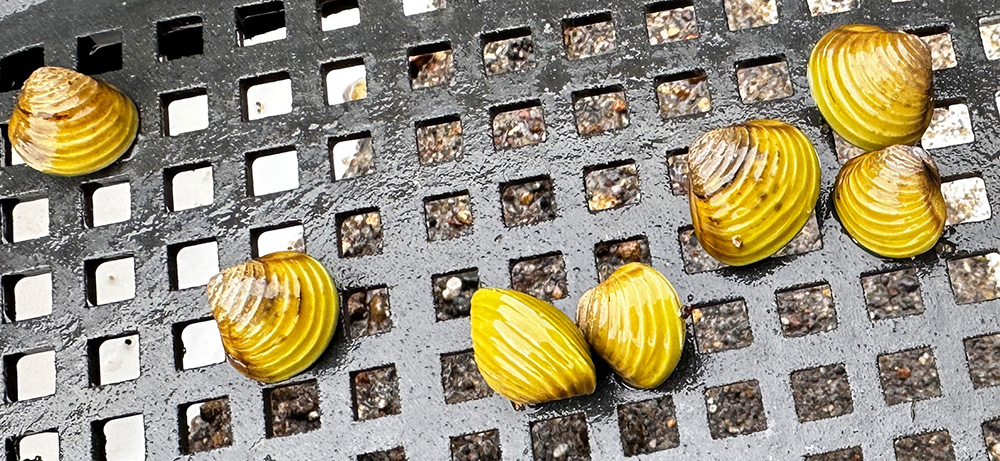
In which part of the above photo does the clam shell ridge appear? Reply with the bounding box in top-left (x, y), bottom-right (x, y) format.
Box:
top-left (687, 120), bottom-right (821, 266)
top-left (834, 145), bottom-right (946, 258)
top-left (206, 251), bottom-right (339, 383)
top-left (471, 288), bottom-right (596, 405)
top-left (8, 66), bottom-right (139, 176)
top-left (808, 24), bottom-right (933, 152)
top-left (576, 263), bottom-right (685, 389)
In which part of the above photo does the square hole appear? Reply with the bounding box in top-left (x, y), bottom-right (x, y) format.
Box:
top-left (351, 364), bottom-right (401, 421)
top-left (179, 397), bottom-right (233, 454)
top-left (358, 447), bottom-right (406, 461)
top-left (947, 252), bottom-right (1000, 304)
top-left (165, 162), bottom-right (213, 211)
top-left (965, 333), bottom-right (1000, 389)
top-left (594, 236), bottom-right (651, 282)
top-left (236, 1), bottom-right (286, 47)
top-left (409, 42), bottom-right (454, 89)
top-left (724, 0), bottom-right (777, 30)
top-left (432, 268), bottom-right (478, 321)
top-left (441, 350), bottom-right (492, 404)
top-left (324, 57), bottom-right (366, 105)
top-left (247, 146), bottom-right (299, 196)
top-left (93, 413), bottom-right (145, 461)
top-left (530, 413), bottom-right (591, 460)
top-left (482, 27), bottom-right (534, 75)
top-left (89, 332), bottom-right (140, 386)
top-left (692, 299), bottom-right (753, 353)
top-left (922, 101), bottom-right (974, 149)
top-left (942, 176), bottom-right (992, 226)
top-left (2, 270), bottom-right (52, 322)
top-left (1, 195), bottom-right (49, 243)
top-left (416, 115), bottom-right (463, 165)
top-left (736, 55), bottom-right (793, 103)
top-left (319, 0), bottom-right (361, 31)
top-left (646, 1), bottom-right (698, 45)
top-left (337, 208), bottom-right (383, 258)
top-left (861, 268), bottom-right (925, 321)
top-left (403, 0), bottom-right (444, 16)
top-left (807, 0), bottom-right (854, 16)
top-left (704, 380), bottom-right (767, 439)
top-left (563, 13), bottom-right (617, 60)
top-left (984, 417), bottom-right (1000, 460)
top-left (573, 86), bottom-right (629, 135)
top-left (13, 429), bottom-right (59, 461)
top-left (156, 16), bottom-right (203, 61)
top-left (915, 27), bottom-right (957, 71)
top-left (584, 160), bottom-right (640, 212)
top-left (510, 252), bottom-right (567, 302)
top-left (790, 363), bottom-right (853, 422)
top-left (161, 88), bottom-right (209, 136)
top-left (241, 72), bottom-right (293, 121)
top-left (85, 255), bottom-right (136, 306)
top-left (500, 175), bottom-right (556, 227)
top-left (775, 283), bottom-right (837, 338)
top-left (666, 148), bottom-right (689, 195)
top-left (344, 286), bottom-right (392, 338)
top-left (0, 46), bottom-right (44, 92)
top-left (617, 395), bottom-right (680, 456)
top-left (450, 429), bottom-right (501, 461)
top-left (491, 100), bottom-right (546, 149)
top-left (656, 70), bottom-right (711, 118)
top-left (877, 346), bottom-right (942, 406)
top-left (265, 380), bottom-right (321, 438)
top-left (424, 191), bottom-right (473, 242)
top-left (894, 430), bottom-right (955, 461)
top-left (980, 16), bottom-right (1000, 60)
top-left (83, 179), bottom-right (131, 228)
top-left (329, 131), bottom-right (375, 180)
top-left (678, 227), bottom-right (726, 274)
top-left (77, 30), bottom-right (123, 75)
top-left (168, 238), bottom-right (220, 290)
top-left (805, 447), bottom-right (863, 461)
top-left (251, 221), bottom-right (305, 257)
top-left (174, 318), bottom-right (225, 370)
top-left (4, 349), bottom-right (56, 401)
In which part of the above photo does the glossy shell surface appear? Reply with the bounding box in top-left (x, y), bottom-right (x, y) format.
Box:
top-left (687, 119), bottom-right (821, 266)
top-left (576, 263), bottom-right (685, 389)
top-left (207, 251), bottom-right (339, 383)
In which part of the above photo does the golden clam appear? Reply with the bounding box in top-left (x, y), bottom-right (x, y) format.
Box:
top-left (471, 287), bottom-right (596, 405)
top-left (206, 251), bottom-right (339, 383)
top-left (834, 145), bottom-right (945, 258)
top-left (8, 66), bottom-right (138, 176)
top-left (576, 263), bottom-right (685, 389)
top-left (688, 120), bottom-right (821, 266)
top-left (808, 24), bottom-right (933, 152)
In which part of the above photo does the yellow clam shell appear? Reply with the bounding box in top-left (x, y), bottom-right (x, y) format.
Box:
top-left (471, 287), bottom-right (596, 405)
top-left (834, 145), bottom-right (946, 258)
top-left (688, 120), bottom-right (821, 266)
top-left (9, 66), bottom-right (139, 176)
top-left (576, 263), bottom-right (685, 389)
top-left (206, 251), bottom-right (339, 383)
top-left (808, 24), bottom-right (933, 152)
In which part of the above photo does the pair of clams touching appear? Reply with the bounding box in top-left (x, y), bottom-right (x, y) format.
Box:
top-left (6, 24), bottom-right (946, 404)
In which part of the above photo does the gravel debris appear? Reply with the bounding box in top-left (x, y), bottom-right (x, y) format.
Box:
top-left (511, 253), bottom-right (568, 302)
top-left (564, 19), bottom-right (616, 60)
top-left (737, 59), bottom-right (793, 102)
top-left (574, 90), bottom-right (629, 135)
top-left (894, 430), bottom-right (956, 461)
top-left (790, 363), bottom-right (853, 422)
top-left (417, 118), bottom-right (463, 165)
top-left (441, 350), bottom-right (493, 404)
top-left (483, 33), bottom-right (534, 75)
top-left (530, 413), bottom-right (591, 460)
top-left (184, 398), bottom-right (233, 453)
top-left (352, 365), bottom-right (401, 421)
top-left (339, 210), bottom-right (383, 257)
top-left (964, 333), bottom-right (1000, 389)
top-left (267, 380), bottom-right (321, 437)
top-left (692, 299), bottom-right (753, 353)
top-left (584, 162), bottom-right (640, 212)
top-left (345, 286), bottom-right (392, 338)
top-left (501, 177), bottom-right (557, 227)
top-left (492, 105), bottom-right (546, 149)
top-left (704, 380), bottom-right (767, 439)
top-left (594, 236), bottom-right (651, 282)
top-left (617, 396), bottom-right (680, 456)
top-left (861, 269), bottom-right (924, 321)
top-left (433, 268), bottom-right (479, 321)
top-left (775, 283), bottom-right (838, 338)
top-left (451, 430), bottom-right (502, 461)
top-left (646, 5), bottom-right (698, 45)
top-left (877, 347), bottom-right (942, 406)
top-left (424, 193), bottom-right (474, 241)
top-left (657, 73), bottom-right (711, 119)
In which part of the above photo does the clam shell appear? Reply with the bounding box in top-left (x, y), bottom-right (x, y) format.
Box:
top-left (8, 66), bottom-right (139, 176)
top-left (834, 145), bottom-right (946, 258)
top-left (471, 287), bottom-right (596, 405)
top-left (576, 263), bottom-right (685, 389)
top-left (688, 120), bottom-right (821, 266)
top-left (808, 24), bottom-right (933, 152)
top-left (206, 251), bottom-right (339, 383)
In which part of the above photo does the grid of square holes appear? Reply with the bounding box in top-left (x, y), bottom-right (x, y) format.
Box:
top-left (0, 0), bottom-right (999, 459)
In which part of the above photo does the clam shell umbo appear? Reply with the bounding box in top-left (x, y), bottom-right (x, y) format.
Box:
top-left (808, 24), bottom-right (933, 152)
top-left (576, 263), bottom-right (685, 389)
top-left (471, 287), bottom-right (596, 405)
top-left (834, 145), bottom-right (946, 258)
top-left (687, 120), bottom-right (821, 266)
top-left (8, 66), bottom-right (139, 176)
top-left (207, 251), bottom-right (339, 383)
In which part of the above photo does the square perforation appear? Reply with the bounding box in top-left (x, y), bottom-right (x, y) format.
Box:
top-left (77, 30), bottom-right (122, 75)
top-left (265, 379), bottom-right (321, 438)
top-left (440, 349), bottom-right (492, 404)
top-left (736, 55), bottom-right (793, 103)
top-left (409, 42), bottom-right (454, 89)
top-left (491, 100), bottom-right (546, 149)
top-left (240, 72), bottom-right (293, 121)
top-left (4, 349), bottom-right (56, 401)
top-left (805, 446), bottom-right (863, 461)
top-left (500, 175), bottom-right (556, 227)
top-left (450, 429), bottom-right (501, 461)
top-left (161, 88), bottom-right (209, 136)
top-left (344, 286), bottom-right (392, 338)
top-left (894, 430), bottom-right (955, 461)
top-left (92, 413), bottom-right (145, 461)
top-left (167, 238), bottom-right (219, 290)
top-left (947, 252), bottom-right (1000, 304)
top-left (922, 100), bottom-right (974, 149)
top-left (416, 115), bottom-right (463, 165)
top-left (530, 413), bottom-right (591, 460)
top-left (482, 27), bottom-right (534, 76)
top-left (88, 332), bottom-right (140, 386)
top-left (646, 1), bottom-right (698, 45)
top-left (351, 364), bottom-right (401, 421)
top-left (246, 146), bottom-right (299, 196)
top-left (584, 160), bottom-right (639, 212)
top-left (594, 236), bottom-right (651, 282)
top-left (774, 282), bottom-right (838, 338)
top-left (789, 363), bottom-right (853, 422)
top-left (173, 317), bottom-right (225, 370)
top-left (692, 299), bottom-right (753, 353)
top-left (704, 380), bottom-right (767, 439)
top-left (85, 255), bottom-right (136, 306)
top-left (877, 346), bottom-right (942, 406)
top-left (156, 16), bottom-right (203, 61)
top-left (83, 179), bottom-right (131, 228)
top-left (964, 333), bottom-right (1000, 389)
top-left (12, 429), bottom-right (59, 461)
top-left (510, 252), bottom-right (567, 301)
top-left (179, 397), bottom-right (233, 454)
top-left (0, 46), bottom-right (44, 92)
top-left (724, 0), bottom-right (777, 30)
top-left (251, 221), bottom-right (305, 257)
top-left (861, 268), bottom-right (924, 321)
top-left (432, 268), bottom-right (478, 321)
top-left (337, 208), bottom-right (383, 258)
top-left (235, 1), bottom-right (286, 47)
top-left (617, 395), bottom-right (680, 456)
top-left (942, 176), bottom-right (992, 226)
top-left (164, 162), bottom-right (214, 211)
top-left (563, 12), bottom-right (616, 60)
top-left (329, 131), bottom-right (375, 180)
top-left (358, 446), bottom-right (406, 461)
top-left (324, 57), bottom-right (366, 105)
top-left (319, 0), bottom-right (360, 31)
top-left (573, 86), bottom-right (629, 135)
top-left (1, 194), bottom-right (49, 243)
top-left (656, 70), bottom-right (711, 119)
top-left (2, 269), bottom-right (52, 322)
top-left (424, 191), bottom-right (474, 242)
